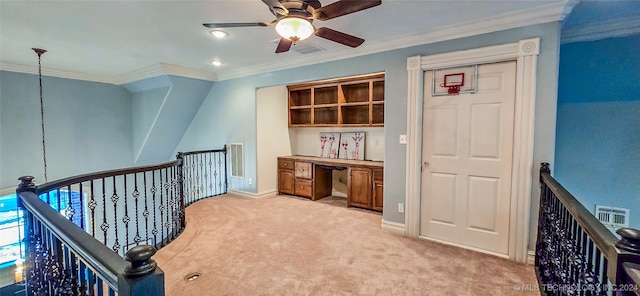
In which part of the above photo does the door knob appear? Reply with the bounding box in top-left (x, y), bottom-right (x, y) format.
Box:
top-left (422, 161), bottom-right (430, 171)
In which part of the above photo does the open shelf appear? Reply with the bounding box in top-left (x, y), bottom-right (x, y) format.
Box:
top-left (289, 89), bottom-right (311, 107)
top-left (314, 106), bottom-right (339, 125)
top-left (287, 73), bottom-right (384, 127)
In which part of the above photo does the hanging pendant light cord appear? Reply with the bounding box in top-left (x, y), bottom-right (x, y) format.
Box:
top-left (33, 48), bottom-right (48, 182)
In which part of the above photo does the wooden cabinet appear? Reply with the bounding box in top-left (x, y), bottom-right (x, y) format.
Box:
top-left (277, 156), bottom-right (383, 212)
top-left (348, 167), bottom-right (372, 208)
top-left (294, 161), bottom-right (313, 198)
top-left (347, 167), bottom-right (384, 212)
top-left (287, 73), bottom-right (384, 127)
top-left (372, 168), bottom-right (384, 211)
top-left (278, 159), bottom-right (295, 195)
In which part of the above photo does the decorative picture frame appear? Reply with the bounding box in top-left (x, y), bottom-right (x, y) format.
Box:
top-left (319, 132), bottom-right (340, 158)
top-left (339, 132), bottom-right (365, 160)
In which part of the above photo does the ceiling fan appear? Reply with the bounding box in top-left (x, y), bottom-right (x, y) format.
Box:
top-left (203, 0), bottom-right (382, 53)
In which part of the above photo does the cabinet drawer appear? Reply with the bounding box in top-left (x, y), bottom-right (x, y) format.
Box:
top-left (295, 162), bottom-right (312, 179)
top-left (278, 159), bottom-right (294, 170)
top-left (294, 179), bottom-right (312, 198)
top-left (373, 168), bottom-right (383, 181)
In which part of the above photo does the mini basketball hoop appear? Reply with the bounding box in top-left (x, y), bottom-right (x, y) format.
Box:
top-left (440, 73), bottom-right (464, 94)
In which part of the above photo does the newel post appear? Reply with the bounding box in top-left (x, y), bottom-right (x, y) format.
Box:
top-left (118, 245), bottom-right (164, 296)
top-left (613, 228), bottom-right (640, 291)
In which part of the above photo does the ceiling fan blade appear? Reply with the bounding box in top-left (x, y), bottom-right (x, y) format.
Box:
top-left (203, 22), bottom-right (272, 28)
top-left (275, 38), bottom-right (293, 53)
top-left (262, 0), bottom-right (289, 16)
top-left (315, 27), bottom-right (364, 48)
top-left (315, 0), bottom-right (381, 21)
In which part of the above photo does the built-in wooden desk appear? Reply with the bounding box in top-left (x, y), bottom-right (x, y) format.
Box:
top-left (277, 156), bottom-right (384, 212)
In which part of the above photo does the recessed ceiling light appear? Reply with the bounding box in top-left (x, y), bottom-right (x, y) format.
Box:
top-left (209, 30), bottom-right (228, 38)
top-left (211, 61), bottom-right (223, 67)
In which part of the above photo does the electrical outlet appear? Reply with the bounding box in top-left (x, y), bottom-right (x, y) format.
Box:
top-left (399, 134), bottom-right (407, 144)
top-left (398, 203), bottom-right (404, 213)
top-left (248, 178), bottom-right (252, 185)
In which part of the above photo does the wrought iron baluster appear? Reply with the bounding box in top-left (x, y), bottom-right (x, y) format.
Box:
top-left (123, 174), bottom-right (130, 254)
top-left (159, 169), bottom-right (165, 247)
top-left (89, 180), bottom-right (96, 239)
top-left (143, 172), bottom-right (150, 245)
top-left (133, 173), bottom-right (141, 246)
top-left (101, 178), bottom-right (108, 246)
top-left (151, 171), bottom-right (158, 247)
top-left (111, 176), bottom-right (120, 253)
top-left (164, 168), bottom-right (171, 243)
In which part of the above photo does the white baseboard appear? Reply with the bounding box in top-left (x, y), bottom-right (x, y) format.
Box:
top-left (228, 189), bottom-right (277, 199)
top-left (381, 219), bottom-right (406, 235)
top-left (527, 250), bottom-right (535, 265)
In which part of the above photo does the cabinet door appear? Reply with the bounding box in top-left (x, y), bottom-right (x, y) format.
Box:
top-left (373, 181), bottom-right (383, 212)
top-left (348, 167), bottom-right (372, 208)
top-left (278, 169), bottom-right (295, 195)
top-left (372, 168), bottom-right (383, 211)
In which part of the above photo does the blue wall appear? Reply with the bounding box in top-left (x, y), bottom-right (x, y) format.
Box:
top-left (0, 71), bottom-right (134, 189)
top-left (176, 21), bottom-right (562, 247)
top-left (555, 34), bottom-right (640, 229)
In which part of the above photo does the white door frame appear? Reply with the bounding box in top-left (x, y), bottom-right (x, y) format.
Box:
top-left (405, 38), bottom-right (540, 263)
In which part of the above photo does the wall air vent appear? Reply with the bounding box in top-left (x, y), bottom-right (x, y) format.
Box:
top-left (595, 205), bottom-right (629, 231)
top-left (229, 143), bottom-right (244, 178)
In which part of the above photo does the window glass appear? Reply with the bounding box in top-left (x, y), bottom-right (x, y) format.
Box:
top-left (0, 191), bottom-right (84, 266)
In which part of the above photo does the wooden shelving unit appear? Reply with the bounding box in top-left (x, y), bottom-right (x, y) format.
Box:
top-left (287, 73), bottom-right (385, 127)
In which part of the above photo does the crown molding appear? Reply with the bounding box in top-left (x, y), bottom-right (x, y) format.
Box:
top-left (114, 63), bottom-right (218, 85)
top-left (1, 2), bottom-right (568, 84)
top-left (0, 61), bottom-right (118, 84)
top-left (0, 62), bottom-right (217, 85)
top-left (561, 15), bottom-right (640, 44)
top-left (215, 1), bottom-right (568, 81)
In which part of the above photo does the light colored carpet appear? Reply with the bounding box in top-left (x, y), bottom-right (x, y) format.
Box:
top-left (154, 194), bottom-right (539, 295)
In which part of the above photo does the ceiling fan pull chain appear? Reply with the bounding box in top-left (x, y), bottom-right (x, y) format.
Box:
top-left (33, 48), bottom-right (48, 182)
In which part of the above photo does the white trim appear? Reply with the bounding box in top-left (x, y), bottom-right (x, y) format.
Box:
top-left (115, 63), bottom-right (218, 85)
top-left (381, 219), bottom-right (406, 235)
top-left (229, 189), bottom-right (276, 199)
top-left (1, 3), bottom-right (565, 84)
top-left (420, 235), bottom-right (510, 260)
top-left (0, 61), bottom-right (117, 84)
top-left (216, 3), bottom-right (565, 81)
top-left (0, 62), bottom-right (217, 85)
top-left (405, 38), bottom-right (540, 263)
top-left (527, 250), bottom-right (536, 265)
top-left (562, 15), bottom-right (640, 44)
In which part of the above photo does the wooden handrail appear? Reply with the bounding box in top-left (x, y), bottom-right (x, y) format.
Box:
top-left (17, 189), bottom-right (127, 290)
top-left (540, 170), bottom-right (618, 254)
top-left (35, 160), bottom-right (182, 194)
top-left (177, 145), bottom-right (227, 157)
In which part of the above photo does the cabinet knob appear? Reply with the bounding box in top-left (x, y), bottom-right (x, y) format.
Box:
top-left (301, 186), bottom-right (305, 189)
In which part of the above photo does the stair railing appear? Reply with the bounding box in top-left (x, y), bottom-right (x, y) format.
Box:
top-left (535, 162), bottom-right (640, 295)
top-left (15, 146), bottom-right (227, 295)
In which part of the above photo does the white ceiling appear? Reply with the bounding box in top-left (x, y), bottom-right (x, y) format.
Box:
top-left (0, 0), bottom-right (604, 84)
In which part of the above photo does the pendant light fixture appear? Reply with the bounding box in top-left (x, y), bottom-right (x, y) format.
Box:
top-left (32, 48), bottom-right (48, 182)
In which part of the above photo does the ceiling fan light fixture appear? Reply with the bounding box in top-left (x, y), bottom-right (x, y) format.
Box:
top-left (275, 17), bottom-right (314, 42)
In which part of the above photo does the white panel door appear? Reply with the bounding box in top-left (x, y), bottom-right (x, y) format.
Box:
top-left (420, 61), bottom-right (516, 255)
